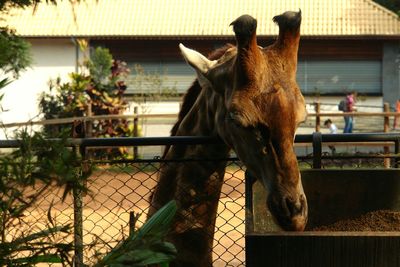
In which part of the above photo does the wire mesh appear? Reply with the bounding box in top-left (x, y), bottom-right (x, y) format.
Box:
top-left (297, 143), bottom-right (400, 169)
top-left (72, 158), bottom-right (245, 266)
top-left (9, 133), bottom-right (400, 266)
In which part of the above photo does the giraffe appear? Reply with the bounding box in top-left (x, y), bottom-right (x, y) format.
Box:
top-left (148, 10), bottom-right (307, 267)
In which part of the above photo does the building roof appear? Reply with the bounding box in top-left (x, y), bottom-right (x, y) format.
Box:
top-left (2, 0), bottom-right (400, 38)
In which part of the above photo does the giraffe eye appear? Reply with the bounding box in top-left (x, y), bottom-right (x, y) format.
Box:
top-left (257, 124), bottom-right (270, 140)
top-left (262, 147), bottom-right (268, 155)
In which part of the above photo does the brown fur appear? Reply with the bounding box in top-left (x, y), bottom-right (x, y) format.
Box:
top-left (150, 11), bottom-right (307, 267)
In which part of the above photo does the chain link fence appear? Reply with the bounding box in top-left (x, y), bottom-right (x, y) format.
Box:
top-left (23, 152), bottom-right (246, 266)
top-left (10, 133), bottom-right (400, 266)
top-left (77, 135), bottom-right (246, 266)
top-left (75, 158), bottom-right (246, 266)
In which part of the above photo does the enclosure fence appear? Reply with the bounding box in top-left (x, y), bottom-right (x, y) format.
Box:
top-left (1, 101), bottom-right (400, 135)
top-left (5, 133), bottom-right (400, 266)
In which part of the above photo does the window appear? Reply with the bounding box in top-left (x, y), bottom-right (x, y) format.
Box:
top-left (297, 60), bottom-right (382, 95)
top-left (126, 60), bottom-right (383, 96)
top-left (126, 61), bottom-right (196, 95)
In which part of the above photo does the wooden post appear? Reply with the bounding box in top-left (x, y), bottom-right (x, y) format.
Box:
top-left (133, 106), bottom-right (139, 159)
top-left (73, 145), bottom-right (84, 266)
top-left (129, 211), bottom-right (138, 237)
top-left (315, 102), bottom-right (321, 132)
top-left (383, 102), bottom-right (390, 168)
top-left (383, 102), bottom-right (390, 133)
top-left (85, 103), bottom-right (93, 138)
top-left (84, 103), bottom-right (93, 163)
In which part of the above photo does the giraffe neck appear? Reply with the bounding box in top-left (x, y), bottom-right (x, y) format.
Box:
top-left (149, 85), bottom-right (230, 266)
top-left (177, 87), bottom-right (226, 139)
top-left (161, 86), bottom-right (230, 165)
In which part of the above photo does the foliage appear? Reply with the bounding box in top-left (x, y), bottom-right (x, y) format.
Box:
top-left (0, 0), bottom-right (51, 10)
top-left (0, 27), bottom-right (32, 111)
top-left (95, 200), bottom-right (177, 267)
top-left (39, 47), bottom-right (134, 157)
top-left (373, 0), bottom-right (400, 16)
top-left (0, 0), bottom-right (81, 90)
top-left (88, 46), bottom-right (113, 85)
top-left (0, 27), bottom-right (31, 78)
top-left (0, 0), bottom-right (82, 12)
top-left (0, 128), bottom-right (91, 265)
top-left (0, 225), bottom-right (72, 266)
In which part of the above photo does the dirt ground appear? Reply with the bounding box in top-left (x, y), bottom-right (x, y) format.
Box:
top-left (27, 167), bottom-right (246, 266)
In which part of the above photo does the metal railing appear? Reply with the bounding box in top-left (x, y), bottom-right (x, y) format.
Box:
top-left (1, 101), bottom-right (400, 135)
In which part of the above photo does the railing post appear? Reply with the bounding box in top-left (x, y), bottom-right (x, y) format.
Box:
top-left (395, 139), bottom-right (400, 168)
top-left (245, 170), bottom-right (257, 234)
top-left (133, 106), bottom-right (139, 159)
top-left (314, 102), bottom-right (321, 132)
top-left (383, 102), bottom-right (390, 132)
top-left (85, 103), bottom-right (93, 138)
top-left (129, 211), bottom-right (138, 237)
top-left (73, 144), bottom-right (84, 266)
top-left (384, 102), bottom-right (390, 168)
top-left (312, 132), bottom-right (322, 169)
top-left (85, 104), bottom-right (93, 160)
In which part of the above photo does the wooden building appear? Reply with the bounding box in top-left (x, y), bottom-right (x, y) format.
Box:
top-left (2, 0), bottom-right (400, 126)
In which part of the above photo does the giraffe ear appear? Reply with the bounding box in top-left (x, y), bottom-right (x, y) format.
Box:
top-left (179, 43), bottom-right (217, 74)
top-left (179, 43), bottom-right (216, 88)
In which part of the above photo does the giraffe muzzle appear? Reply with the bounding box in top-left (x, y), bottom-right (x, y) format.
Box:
top-left (267, 191), bottom-right (308, 231)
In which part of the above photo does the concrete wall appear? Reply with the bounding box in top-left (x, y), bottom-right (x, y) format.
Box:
top-left (382, 41), bottom-right (400, 107)
top-left (0, 38), bottom-right (78, 138)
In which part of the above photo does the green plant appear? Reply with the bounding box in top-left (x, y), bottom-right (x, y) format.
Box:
top-left (372, 0), bottom-right (400, 17)
top-left (95, 200), bottom-right (177, 267)
top-left (0, 128), bottom-right (91, 265)
top-left (0, 0), bottom-right (80, 11)
top-left (0, 27), bottom-right (31, 78)
top-left (0, 27), bottom-right (32, 112)
top-left (39, 47), bottom-right (134, 158)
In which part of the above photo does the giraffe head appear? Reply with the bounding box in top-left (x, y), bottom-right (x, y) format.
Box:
top-left (179, 11), bottom-right (307, 231)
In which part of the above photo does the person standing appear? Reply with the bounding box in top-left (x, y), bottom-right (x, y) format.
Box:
top-left (343, 92), bottom-right (356, 133)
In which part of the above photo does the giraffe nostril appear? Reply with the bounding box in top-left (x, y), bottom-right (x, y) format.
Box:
top-left (286, 197), bottom-right (303, 217)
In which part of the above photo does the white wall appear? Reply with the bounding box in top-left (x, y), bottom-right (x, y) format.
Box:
top-left (0, 37), bottom-right (387, 139)
top-left (126, 101), bottom-right (180, 137)
top-left (0, 38), bottom-right (77, 138)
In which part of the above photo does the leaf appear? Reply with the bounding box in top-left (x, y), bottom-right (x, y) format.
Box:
top-left (149, 241), bottom-right (177, 255)
top-left (11, 254), bottom-right (63, 264)
top-left (136, 200), bottom-right (177, 240)
top-left (109, 249), bottom-right (175, 266)
top-left (12, 225), bottom-right (70, 246)
top-left (47, 201), bottom-right (55, 226)
top-left (0, 77), bottom-right (11, 89)
top-left (97, 200), bottom-right (177, 266)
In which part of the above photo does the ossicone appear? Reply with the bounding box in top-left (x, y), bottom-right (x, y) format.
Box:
top-left (272, 9), bottom-right (302, 29)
